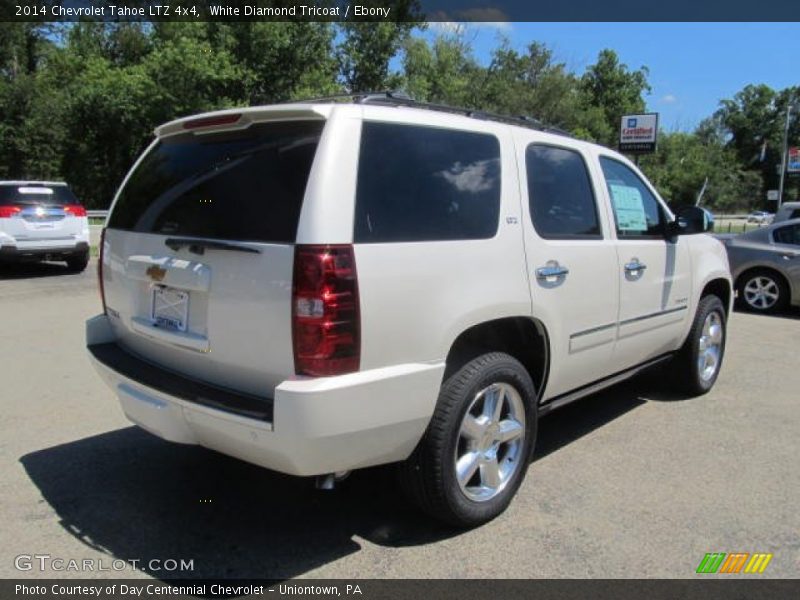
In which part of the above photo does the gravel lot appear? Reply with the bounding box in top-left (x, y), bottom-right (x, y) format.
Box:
top-left (1, 260), bottom-right (798, 580)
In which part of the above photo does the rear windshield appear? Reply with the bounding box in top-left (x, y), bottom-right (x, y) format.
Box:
top-left (0, 185), bottom-right (79, 206)
top-left (108, 120), bottom-right (324, 243)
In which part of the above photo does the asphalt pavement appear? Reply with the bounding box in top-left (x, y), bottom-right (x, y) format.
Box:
top-left (1, 260), bottom-right (798, 580)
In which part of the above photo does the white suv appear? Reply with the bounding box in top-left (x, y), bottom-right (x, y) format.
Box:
top-left (0, 181), bottom-right (90, 271)
top-left (86, 95), bottom-right (732, 526)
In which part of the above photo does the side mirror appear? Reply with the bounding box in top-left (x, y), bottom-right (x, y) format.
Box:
top-left (667, 206), bottom-right (714, 239)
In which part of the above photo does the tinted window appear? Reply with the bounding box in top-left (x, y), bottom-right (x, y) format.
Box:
top-left (525, 145), bottom-right (601, 239)
top-left (0, 185), bottom-right (79, 206)
top-left (774, 224), bottom-right (800, 246)
top-left (108, 120), bottom-right (324, 243)
top-left (600, 157), bottom-right (665, 238)
top-left (354, 122), bottom-right (501, 243)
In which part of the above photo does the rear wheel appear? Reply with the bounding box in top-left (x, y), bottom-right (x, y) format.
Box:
top-left (671, 295), bottom-right (727, 396)
top-left (66, 251), bottom-right (89, 273)
top-left (398, 352), bottom-right (537, 527)
top-left (736, 269), bottom-right (788, 314)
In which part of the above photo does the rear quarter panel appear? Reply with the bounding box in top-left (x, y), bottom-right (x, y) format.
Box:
top-left (349, 114), bottom-right (532, 371)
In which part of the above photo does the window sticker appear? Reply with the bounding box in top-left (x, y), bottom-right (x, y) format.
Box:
top-left (609, 184), bottom-right (647, 232)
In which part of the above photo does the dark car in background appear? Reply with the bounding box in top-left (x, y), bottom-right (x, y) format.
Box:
top-left (773, 202), bottom-right (800, 224)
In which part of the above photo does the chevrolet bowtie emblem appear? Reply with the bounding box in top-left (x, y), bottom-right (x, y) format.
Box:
top-left (146, 265), bottom-right (167, 282)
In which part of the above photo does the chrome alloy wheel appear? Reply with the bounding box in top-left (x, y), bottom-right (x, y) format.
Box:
top-left (743, 276), bottom-right (780, 310)
top-left (454, 382), bottom-right (526, 502)
top-left (697, 311), bottom-right (724, 382)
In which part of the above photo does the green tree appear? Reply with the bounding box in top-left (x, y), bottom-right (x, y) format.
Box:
top-left (580, 49), bottom-right (651, 146)
top-left (639, 132), bottom-right (761, 213)
top-left (402, 32), bottom-right (481, 107)
top-left (706, 84), bottom-right (800, 201)
top-left (481, 40), bottom-right (583, 130)
top-left (338, 2), bottom-right (423, 92)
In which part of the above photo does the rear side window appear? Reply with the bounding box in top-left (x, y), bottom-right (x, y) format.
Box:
top-left (354, 122), bottom-right (501, 243)
top-left (108, 120), bottom-right (324, 243)
top-left (774, 224), bottom-right (800, 246)
top-left (525, 144), bottom-right (601, 239)
top-left (0, 185), bottom-right (79, 206)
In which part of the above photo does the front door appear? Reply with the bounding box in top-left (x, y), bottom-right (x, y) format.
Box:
top-left (596, 155), bottom-right (692, 371)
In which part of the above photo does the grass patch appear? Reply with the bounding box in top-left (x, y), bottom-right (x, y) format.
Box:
top-left (715, 222), bottom-right (767, 235)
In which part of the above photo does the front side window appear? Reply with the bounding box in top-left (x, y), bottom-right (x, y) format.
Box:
top-left (525, 144), bottom-right (601, 239)
top-left (354, 122), bottom-right (501, 243)
top-left (774, 224), bottom-right (800, 246)
top-left (599, 157), bottom-right (665, 239)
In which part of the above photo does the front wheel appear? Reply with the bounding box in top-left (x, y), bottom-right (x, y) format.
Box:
top-left (671, 295), bottom-right (727, 396)
top-left (398, 352), bottom-right (537, 527)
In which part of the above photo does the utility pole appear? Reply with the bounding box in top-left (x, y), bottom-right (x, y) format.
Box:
top-left (696, 176), bottom-right (709, 207)
top-left (777, 102), bottom-right (795, 209)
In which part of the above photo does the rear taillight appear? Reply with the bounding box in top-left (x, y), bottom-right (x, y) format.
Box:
top-left (98, 228), bottom-right (107, 314)
top-left (0, 206), bottom-right (22, 218)
top-left (292, 244), bottom-right (360, 377)
top-left (63, 204), bottom-right (87, 217)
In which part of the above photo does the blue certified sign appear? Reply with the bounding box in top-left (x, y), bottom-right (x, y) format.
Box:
top-left (627, 118), bottom-right (638, 128)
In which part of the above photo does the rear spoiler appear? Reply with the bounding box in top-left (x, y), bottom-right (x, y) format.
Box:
top-left (154, 104), bottom-right (334, 139)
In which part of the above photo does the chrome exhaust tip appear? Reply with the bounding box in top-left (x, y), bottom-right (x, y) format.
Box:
top-left (315, 471), bottom-right (350, 490)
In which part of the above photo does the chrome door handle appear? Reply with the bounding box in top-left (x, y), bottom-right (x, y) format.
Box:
top-left (624, 260), bottom-right (647, 273)
top-left (536, 265), bottom-right (569, 279)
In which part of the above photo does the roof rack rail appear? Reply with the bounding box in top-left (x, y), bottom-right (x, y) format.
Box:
top-left (279, 90), bottom-right (411, 105)
top-left (285, 90), bottom-right (572, 138)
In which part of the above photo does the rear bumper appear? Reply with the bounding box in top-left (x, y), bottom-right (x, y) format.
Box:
top-left (86, 314), bottom-right (444, 477)
top-left (0, 241), bottom-right (89, 262)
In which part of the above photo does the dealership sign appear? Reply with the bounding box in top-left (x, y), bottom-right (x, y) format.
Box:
top-left (619, 113), bottom-right (659, 153)
top-left (789, 147), bottom-right (800, 174)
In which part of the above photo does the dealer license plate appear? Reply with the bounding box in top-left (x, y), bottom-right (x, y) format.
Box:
top-left (151, 287), bottom-right (189, 332)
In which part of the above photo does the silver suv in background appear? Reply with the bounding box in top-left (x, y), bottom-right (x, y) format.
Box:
top-left (0, 181), bottom-right (91, 272)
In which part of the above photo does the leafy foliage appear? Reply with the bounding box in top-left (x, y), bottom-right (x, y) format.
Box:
top-left (0, 22), bottom-right (796, 212)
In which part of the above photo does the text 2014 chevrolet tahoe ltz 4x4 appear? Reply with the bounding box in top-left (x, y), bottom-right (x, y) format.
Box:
top-left (87, 96), bottom-right (732, 526)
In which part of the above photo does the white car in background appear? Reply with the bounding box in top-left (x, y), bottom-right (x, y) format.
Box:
top-left (746, 211), bottom-right (773, 224)
top-left (0, 181), bottom-right (91, 272)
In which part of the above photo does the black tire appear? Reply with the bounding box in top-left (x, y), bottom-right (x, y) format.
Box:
top-left (65, 252), bottom-right (89, 273)
top-left (735, 269), bottom-right (789, 314)
top-left (670, 295), bottom-right (727, 396)
top-left (398, 352), bottom-right (537, 527)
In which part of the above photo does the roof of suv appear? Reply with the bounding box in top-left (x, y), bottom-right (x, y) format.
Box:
top-left (154, 93), bottom-right (576, 144)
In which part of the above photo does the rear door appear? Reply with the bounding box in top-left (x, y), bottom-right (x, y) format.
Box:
top-left (102, 118), bottom-right (325, 396)
top-left (515, 135), bottom-right (620, 399)
top-left (597, 155), bottom-right (692, 369)
top-left (0, 184), bottom-right (84, 244)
